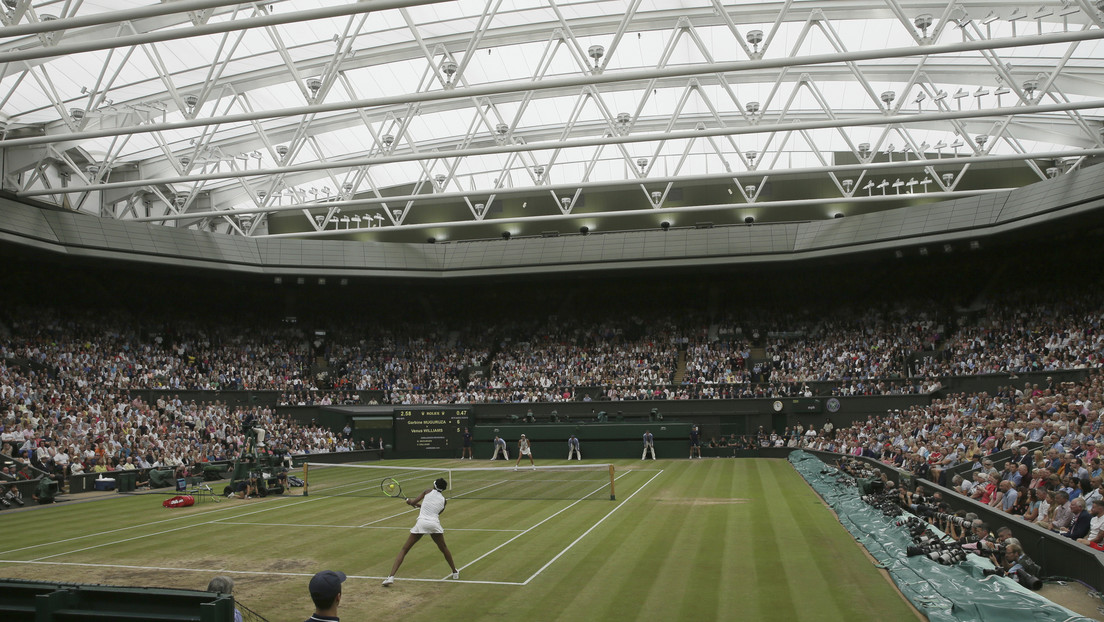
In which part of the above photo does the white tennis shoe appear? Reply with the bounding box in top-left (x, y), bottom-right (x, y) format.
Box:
top-left (382, 576), bottom-right (394, 587)
top-left (449, 571), bottom-right (459, 580)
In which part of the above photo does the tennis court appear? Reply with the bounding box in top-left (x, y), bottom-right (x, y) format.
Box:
top-left (0, 459), bottom-right (917, 622)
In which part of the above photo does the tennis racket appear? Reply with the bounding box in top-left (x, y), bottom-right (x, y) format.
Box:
top-left (381, 477), bottom-right (407, 500)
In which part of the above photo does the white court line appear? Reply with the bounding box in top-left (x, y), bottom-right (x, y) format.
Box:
top-left (447, 470), bottom-right (632, 579)
top-left (217, 520), bottom-right (523, 532)
top-left (0, 493), bottom-right (284, 557)
top-left (28, 478), bottom-right (385, 563)
top-left (0, 474), bottom-right (379, 558)
top-left (0, 560), bottom-right (525, 587)
top-left (357, 504), bottom-right (418, 528)
top-left (522, 469), bottom-right (663, 585)
top-left (2, 469), bottom-right (655, 588)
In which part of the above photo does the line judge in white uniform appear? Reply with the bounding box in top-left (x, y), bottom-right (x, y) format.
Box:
top-left (382, 478), bottom-right (460, 587)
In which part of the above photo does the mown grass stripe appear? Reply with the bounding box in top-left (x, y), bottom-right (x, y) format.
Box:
top-left (744, 459), bottom-right (802, 621)
top-left (0, 459), bottom-right (919, 622)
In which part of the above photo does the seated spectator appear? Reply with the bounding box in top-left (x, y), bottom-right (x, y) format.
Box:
top-left (1042, 490), bottom-right (1072, 531)
top-left (1022, 488), bottom-right (1046, 523)
top-left (1078, 499), bottom-right (1104, 548)
top-left (206, 576), bottom-right (244, 622)
top-left (1060, 498), bottom-right (1092, 539)
top-left (3, 484), bottom-right (24, 507)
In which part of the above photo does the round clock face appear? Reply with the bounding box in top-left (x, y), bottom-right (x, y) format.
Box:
top-left (772, 400), bottom-right (783, 412)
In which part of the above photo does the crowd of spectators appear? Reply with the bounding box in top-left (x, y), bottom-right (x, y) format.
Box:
top-left (0, 351), bottom-right (358, 489)
top-left (917, 294), bottom-right (1102, 377)
top-left (1, 288), bottom-right (1102, 411)
top-left (794, 371), bottom-right (1104, 550)
top-left (1, 278), bottom-right (1104, 491)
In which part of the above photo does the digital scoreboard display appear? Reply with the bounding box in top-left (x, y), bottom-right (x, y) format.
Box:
top-left (393, 408), bottom-right (470, 453)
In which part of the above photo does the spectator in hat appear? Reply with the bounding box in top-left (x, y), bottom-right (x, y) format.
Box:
top-left (305, 570), bottom-right (345, 622)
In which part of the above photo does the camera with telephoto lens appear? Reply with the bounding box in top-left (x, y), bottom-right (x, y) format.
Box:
top-left (983, 565), bottom-right (1042, 590)
top-left (932, 511), bottom-right (971, 528)
top-left (913, 503), bottom-right (937, 519)
top-left (861, 489), bottom-right (902, 517)
top-left (906, 540), bottom-right (968, 566)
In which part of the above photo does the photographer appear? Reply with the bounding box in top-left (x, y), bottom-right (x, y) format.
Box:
top-left (939, 510), bottom-right (971, 541)
top-left (992, 539), bottom-right (1043, 590)
top-left (947, 512), bottom-right (979, 543)
top-left (967, 521), bottom-right (996, 551)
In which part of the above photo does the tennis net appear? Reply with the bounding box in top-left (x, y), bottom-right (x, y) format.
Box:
top-left (302, 462), bottom-right (616, 501)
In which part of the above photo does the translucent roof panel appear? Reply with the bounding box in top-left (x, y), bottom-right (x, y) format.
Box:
top-left (0, 0), bottom-right (1099, 238)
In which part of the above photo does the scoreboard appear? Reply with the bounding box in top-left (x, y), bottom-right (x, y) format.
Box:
top-left (393, 408), bottom-right (470, 453)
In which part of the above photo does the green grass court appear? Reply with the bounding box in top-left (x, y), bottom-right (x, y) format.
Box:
top-left (0, 459), bottom-right (917, 622)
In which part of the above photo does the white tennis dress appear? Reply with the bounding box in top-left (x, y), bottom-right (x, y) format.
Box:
top-left (519, 438), bottom-right (531, 456)
top-left (411, 488), bottom-right (446, 534)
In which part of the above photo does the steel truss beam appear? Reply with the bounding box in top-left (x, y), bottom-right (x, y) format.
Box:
top-left (259, 188), bottom-right (1022, 239)
top-left (19, 97), bottom-right (1103, 200)
top-left (0, 0), bottom-right (455, 64)
top-left (121, 145), bottom-right (1104, 226)
top-left (3, 27), bottom-right (1102, 151)
top-left (0, 0), bottom-right (260, 37)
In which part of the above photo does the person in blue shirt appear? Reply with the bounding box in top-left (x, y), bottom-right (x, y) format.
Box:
top-left (490, 435), bottom-right (508, 460)
top-left (567, 435), bottom-right (581, 460)
top-left (642, 430), bottom-right (656, 460)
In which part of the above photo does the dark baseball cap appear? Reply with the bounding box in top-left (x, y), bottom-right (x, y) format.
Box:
top-left (309, 570), bottom-right (346, 601)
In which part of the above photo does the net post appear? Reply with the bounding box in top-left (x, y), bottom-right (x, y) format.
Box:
top-left (609, 464), bottom-right (616, 501)
top-left (303, 462), bottom-right (309, 497)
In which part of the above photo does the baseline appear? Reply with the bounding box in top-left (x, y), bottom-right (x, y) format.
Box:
top-left (217, 520), bottom-right (524, 532)
top-left (0, 560), bottom-right (524, 586)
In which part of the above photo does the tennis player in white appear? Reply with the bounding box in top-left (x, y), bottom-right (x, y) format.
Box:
top-left (382, 478), bottom-right (459, 587)
top-left (515, 434), bottom-right (535, 470)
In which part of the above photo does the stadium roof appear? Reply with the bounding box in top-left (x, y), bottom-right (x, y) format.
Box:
top-left (1, 0), bottom-right (1103, 244)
